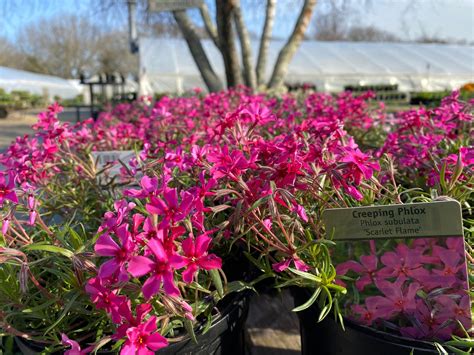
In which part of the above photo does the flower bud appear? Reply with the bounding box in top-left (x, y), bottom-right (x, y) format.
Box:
top-left (19, 263), bottom-right (29, 294)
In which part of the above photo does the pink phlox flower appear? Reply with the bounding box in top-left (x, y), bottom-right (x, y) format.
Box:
top-left (95, 224), bottom-right (136, 281)
top-left (164, 148), bottom-right (186, 170)
top-left (207, 146), bottom-right (251, 180)
top-left (135, 217), bottom-right (161, 246)
top-left (120, 316), bottom-right (168, 355)
top-left (292, 203), bottom-right (308, 222)
top-left (127, 238), bottom-right (185, 298)
top-left (114, 302), bottom-right (152, 340)
top-left (61, 334), bottom-right (94, 355)
top-left (100, 200), bottom-right (136, 232)
top-left (124, 175), bottom-right (159, 199)
top-left (131, 213), bottom-right (146, 239)
top-left (240, 102), bottom-right (274, 125)
top-left (194, 171), bottom-right (217, 200)
top-left (272, 254), bottom-right (310, 273)
top-left (146, 188), bottom-right (194, 227)
top-left (181, 232), bottom-right (222, 283)
top-left (0, 171), bottom-right (18, 206)
top-left (191, 144), bottom-right (209, 163)
top-left (262, 218), bottom-right (272, 232)
top-left (215, 111), bottom-right (239, 135)
top-left (345, 185), bottom-right (364, 201)
top-left (339, 147), bottom-right (380, 184)
top-left (272, 158), bottom-right (306, 188)
top-left (1, 214), bottom-right (11, 235)
top-left (85, 277), bottom-right (126, 323)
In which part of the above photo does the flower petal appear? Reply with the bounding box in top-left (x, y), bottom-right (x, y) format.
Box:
top-left (99, 259), bottom-right (120, 279)
top-left (142, 275), bottom-right (162, 299)
top-left (95, 234), bottom-right (119, 256)
top-left (195, 235), bottom-right (212, 256)
top-left (147, 238), bottom-right (167, 262)
top-left (128, 256), bottom-right (154, 277)
top-left (198, 254), bottom-right (222, 270)
top-left (146, 333), bottom-right (168, 351)
top-left (162, 271), bottom-right (179, 296)
top-left (182, 263), bottom-right (198, 284)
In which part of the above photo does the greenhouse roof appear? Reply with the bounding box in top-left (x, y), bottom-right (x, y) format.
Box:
top-left (139, 38), bottom-right (474, 93)
top-left (0, 66), bottom-right (82, 99)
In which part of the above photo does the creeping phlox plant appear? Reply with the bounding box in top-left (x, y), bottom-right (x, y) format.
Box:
top-left (376, 91), bottom-right (473, 191)
top-left (83, 88), bottom-right (387, 354)
top-left (0, 87), bottom-right (472, 354)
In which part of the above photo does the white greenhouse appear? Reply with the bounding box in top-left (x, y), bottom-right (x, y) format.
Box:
top-left (139, 38), bottom-right (474, 94)
top-left (0, 66), bottom-right (82, 100)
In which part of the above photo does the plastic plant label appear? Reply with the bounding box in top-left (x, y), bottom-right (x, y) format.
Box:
top-left (91, 150), bottom-right (136, 181)
top-left (324, 201), bottom-right (463, 240)
top-left (323, 201), bottom-right (472, 341)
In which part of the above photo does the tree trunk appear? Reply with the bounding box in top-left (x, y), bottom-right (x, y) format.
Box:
top-left (233, 0), bottom-right (256, 90)
top-left (216, 0), bottom-right (242, 87)
top-left (173, 10), bottom-right (223, 93)
top-left (268, 0), bottom-right (317, 89)
top-left (256, 0), bottom-right (276, 87)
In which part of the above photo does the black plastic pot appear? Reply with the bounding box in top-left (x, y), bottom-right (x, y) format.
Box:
top-left (159, 290), bottom-right (251, 355)
top-left (292, 288), bottom-right (439, 355)
top-left (13, 291), bottom-right (251, 355)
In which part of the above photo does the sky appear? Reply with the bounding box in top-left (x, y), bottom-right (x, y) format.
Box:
top-left (0, 0), bottom-right (473, 43)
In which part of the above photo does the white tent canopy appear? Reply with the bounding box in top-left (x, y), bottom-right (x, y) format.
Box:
top-left (0, 66), bottom-right (82, 99)
top-left (139, 38), bottom-right (474, 94)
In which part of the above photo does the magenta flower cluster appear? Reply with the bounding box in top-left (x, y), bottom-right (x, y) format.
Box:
top-left (376, 91), bottom-right (473, 187)
top-left (79, 88), bottom-right (385, 353)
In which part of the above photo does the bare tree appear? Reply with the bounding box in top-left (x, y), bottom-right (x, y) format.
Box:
top-left (311, 0), bottom-right (400, 43)
top-left (216, 0), bottom-right (242, 87)
top-left (268, 0), bottom-right (318, 88)
top-left (166, 0), bottom-right (318, 91)
top-left (95, 31), bottom-right (139, 76)
top-left (17, 15), bottom-right (99, 78)
top-left (0, 37), bottom-right (25, 69)
top-left (312, 0), bottom-right (347, 41)
top-left (346, 26), bottom-right (400, 42)
top-left (6, 14), bottom-right (140, 78)
top-left (256, 0), bottom-right (276, 86)
top-left (173, 10), bottom-right (223, 92)
top-left (234, 0), bottom-right (257, 89)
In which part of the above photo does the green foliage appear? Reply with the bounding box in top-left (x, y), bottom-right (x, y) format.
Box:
top-left (0, 89), bottom-right (46, 110)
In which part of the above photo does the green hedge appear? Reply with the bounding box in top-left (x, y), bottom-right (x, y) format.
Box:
top-left (0, 88), bottom-right (47, 110)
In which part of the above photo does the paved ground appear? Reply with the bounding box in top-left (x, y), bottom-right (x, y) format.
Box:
top-left (0, 108), bottom-right (94, 151)
top-left (0, 110), bottom-right (38, 150)
top-left (246, 290), bottom-right (301, 354)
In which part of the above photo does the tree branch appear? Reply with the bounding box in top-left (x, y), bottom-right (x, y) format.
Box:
top-left (173, 10), bottom-right (223, 92)
top-left (268, 0), bottom-right (317, 89)
top-left (199, 3), bottom-right (220, 48)
top-left (256, 0), bottom-right (276, 87)
top-left (233, 0), bottom-right (256, 89)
